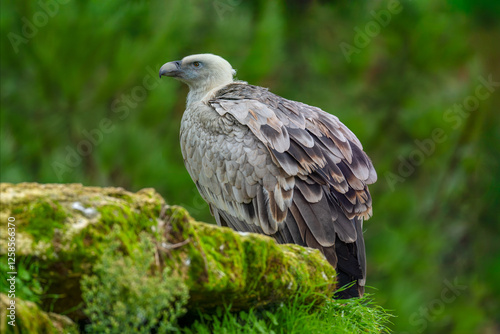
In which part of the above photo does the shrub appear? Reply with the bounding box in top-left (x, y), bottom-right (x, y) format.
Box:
top-left (81, 233), bottom-right (188, 333)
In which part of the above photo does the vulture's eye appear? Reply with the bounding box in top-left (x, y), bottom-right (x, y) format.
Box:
top-left (193, 61), bottom-right (202, 68)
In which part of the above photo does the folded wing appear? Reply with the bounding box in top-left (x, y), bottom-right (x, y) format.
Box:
top-left (204, 83), bottom-right (377, 297)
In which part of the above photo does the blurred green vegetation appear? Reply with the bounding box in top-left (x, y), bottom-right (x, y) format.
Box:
top-left (1, 0), bottom-right (499, 333)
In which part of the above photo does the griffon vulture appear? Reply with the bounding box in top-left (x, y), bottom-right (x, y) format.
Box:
top-left (159, 54), bottom-right (377, 298)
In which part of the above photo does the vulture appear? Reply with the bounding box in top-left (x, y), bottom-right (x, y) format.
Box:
top-left (159, 54), bottom-right (377, 298)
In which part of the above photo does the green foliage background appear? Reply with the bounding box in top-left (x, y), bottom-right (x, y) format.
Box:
top-left (1, 0), bottom-right (499, 333)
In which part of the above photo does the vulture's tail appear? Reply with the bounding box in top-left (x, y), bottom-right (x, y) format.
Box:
top-left (333, 217), bottom-right (366, 299)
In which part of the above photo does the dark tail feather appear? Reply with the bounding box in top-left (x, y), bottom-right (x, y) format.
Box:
top-left (333, 231), bottom-right (365, 299)
top-left (354, 217), bottom-right (366, 297)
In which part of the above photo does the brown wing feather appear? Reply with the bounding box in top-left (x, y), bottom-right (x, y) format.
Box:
top-left (209, 83), bottom-right (376, 219)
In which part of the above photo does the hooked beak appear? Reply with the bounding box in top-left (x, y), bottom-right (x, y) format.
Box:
top-left (159, 60), bottom-right (182, 78)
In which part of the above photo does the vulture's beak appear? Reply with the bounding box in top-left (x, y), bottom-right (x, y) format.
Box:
top-left (159, 61), bottom-right (182, 78)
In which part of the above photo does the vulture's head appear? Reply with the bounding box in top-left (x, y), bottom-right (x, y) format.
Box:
top-left (159, 54), bottom-right (236, 92)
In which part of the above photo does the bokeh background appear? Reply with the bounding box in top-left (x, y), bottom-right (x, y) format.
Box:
top-left (1, 0), bottom-right (499, 333)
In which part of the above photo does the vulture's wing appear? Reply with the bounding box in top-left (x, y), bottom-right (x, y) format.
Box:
top-left (206, 83), bottom-right (377, 297)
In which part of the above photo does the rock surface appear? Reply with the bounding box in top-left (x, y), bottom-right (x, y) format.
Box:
top-left (0, 294), bottom-right (78, 334)
top-left (0, 183), bottom-right (336, 330)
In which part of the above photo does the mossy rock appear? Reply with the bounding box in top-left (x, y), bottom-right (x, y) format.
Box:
top-left (0, 182), bottom-right (336, 326)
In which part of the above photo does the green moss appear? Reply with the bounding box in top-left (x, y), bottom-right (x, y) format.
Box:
top-left (63, 202), bottom-right (162, 265)
top-left (241, 235), bottom-right (273, 295)
top-left (194, 224), bottom-right (246, 296)
top-left (16, 201), bottom-right (67, 243)
top-left (162, 219), bottom-right (335, 311)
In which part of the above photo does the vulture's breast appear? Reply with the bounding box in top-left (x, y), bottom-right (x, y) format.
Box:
top-left (179, 102), bottom-right (279, 209)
